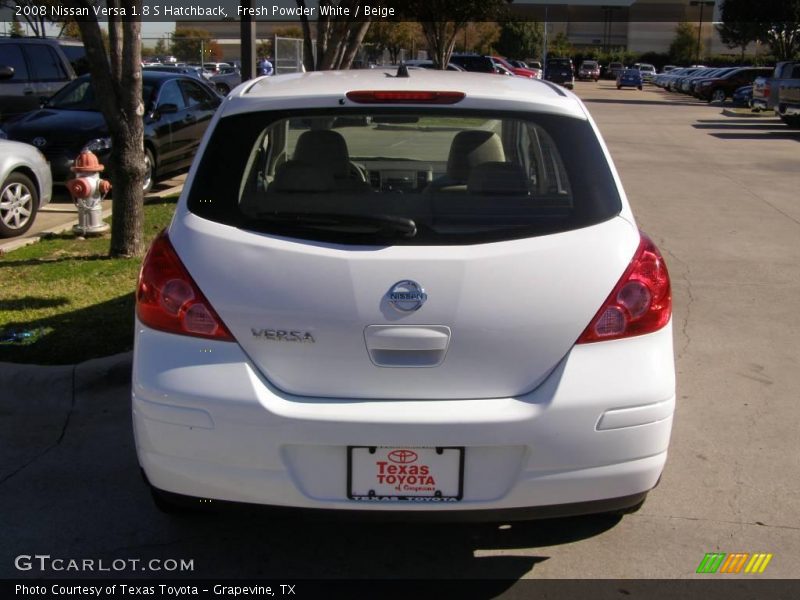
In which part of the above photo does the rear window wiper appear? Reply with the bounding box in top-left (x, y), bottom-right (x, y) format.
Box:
top-left (251, 211), bottom-right (417, 238)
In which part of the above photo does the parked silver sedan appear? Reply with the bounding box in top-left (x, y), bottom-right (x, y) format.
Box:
top-left (0, 139), bottom-right (53, 238)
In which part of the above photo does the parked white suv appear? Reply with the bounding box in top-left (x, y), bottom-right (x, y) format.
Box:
top-left (133, 69), bottom-right (675, 518)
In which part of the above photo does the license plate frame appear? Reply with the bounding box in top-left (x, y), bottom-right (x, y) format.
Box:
top-left (347, 446), bottom-right (464, 502)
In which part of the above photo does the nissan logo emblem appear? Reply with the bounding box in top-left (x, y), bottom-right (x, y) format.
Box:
top-left (32, 137), bottom-right (47, 148)
top-left (388, 449), bottom-right (418, 464)
top-left (387, 280), bottom-right (427, 312)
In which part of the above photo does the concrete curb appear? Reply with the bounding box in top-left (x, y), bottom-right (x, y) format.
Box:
top-left (0, 205), bottom-right (114, 255)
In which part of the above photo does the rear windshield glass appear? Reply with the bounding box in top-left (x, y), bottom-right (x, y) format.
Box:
top-left (187, 110), bottom-right (621, 245)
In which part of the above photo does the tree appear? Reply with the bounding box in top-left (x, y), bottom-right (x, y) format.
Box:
top-left (718, 0), bottom-right (800, 61)
top-left (10, 14), bottom-right (25, 37)
top-left (548, 31), bottom-right (573, 58)
top-left (172, 28), bottom-right (214, 63)
top-left (495, 20), bottom-right (543, 60)
top-left (63, 0), bottom-right (145, 258)
top-left (669, 21), bottom-right (700, 64)
top-left (464, 21), bottom-right (501, 54)
top-left (365, 21), bottom-right (422, 64)
top-left (392, 0), bottom-right (511, 69)
top-left (716, 0), bottom-right (763, 62)
top-left (294, 1), bottom-right (372, 71)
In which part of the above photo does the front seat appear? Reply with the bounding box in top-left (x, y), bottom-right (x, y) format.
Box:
top-left (425, 130), bottom-right (506, 193)
top-left (292, 130), bottom-right (371, 192)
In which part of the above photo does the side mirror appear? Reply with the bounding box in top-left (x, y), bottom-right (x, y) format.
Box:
top-left (0, 65), bottom-right (15, 80)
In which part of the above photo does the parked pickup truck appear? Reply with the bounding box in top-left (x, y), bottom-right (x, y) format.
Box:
top-left (752, 61), bottom-right (795, 112)
top-left (775, 62), bottom-right (800, 127)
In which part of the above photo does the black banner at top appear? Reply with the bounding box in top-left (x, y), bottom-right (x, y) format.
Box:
top-left (1, 1), bottom-right (797, 24)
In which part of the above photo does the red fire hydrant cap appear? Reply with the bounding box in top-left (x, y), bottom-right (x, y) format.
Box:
top-left (71, 150), bottom-right (105, 173)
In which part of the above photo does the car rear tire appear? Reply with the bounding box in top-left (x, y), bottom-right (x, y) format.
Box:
top-left (711, 89), bottom-right (726, 103)
top-left (0, 172), bottom-right (38, 238)
top-left (638, 86), bottom-right (643, 90)
top-left (616, 85), bottom-right (621, 90)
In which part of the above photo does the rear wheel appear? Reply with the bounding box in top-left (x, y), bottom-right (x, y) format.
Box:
top-left (0, 172), bottom-right (38, 238)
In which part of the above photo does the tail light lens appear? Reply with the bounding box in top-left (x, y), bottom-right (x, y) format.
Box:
top-left (136, 231), bottom-right (234, 341)
top-left (577, 233), bottom-right (671, 344)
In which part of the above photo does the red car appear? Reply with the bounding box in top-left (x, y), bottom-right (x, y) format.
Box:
top-left (492, 56), bottom-right (540, 79)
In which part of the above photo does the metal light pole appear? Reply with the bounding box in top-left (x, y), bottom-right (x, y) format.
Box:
top-left (690, 1), bottom-right (715, 65)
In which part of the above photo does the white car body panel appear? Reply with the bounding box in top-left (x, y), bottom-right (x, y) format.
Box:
top-left (133, 69), bottom-right (674, 515)
top-left (133, 320), bottom-right (673, 509)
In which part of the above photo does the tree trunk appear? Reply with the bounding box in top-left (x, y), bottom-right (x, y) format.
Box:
top-left (296, 0), bottom-right (316, 71)
top-left (71, 1), bottom-right (145, 258)
top-left (340, 21), bottom-right (371, 69)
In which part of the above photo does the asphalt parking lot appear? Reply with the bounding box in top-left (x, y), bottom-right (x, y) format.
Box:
top-left (1, 80), bottom-right (799, 583)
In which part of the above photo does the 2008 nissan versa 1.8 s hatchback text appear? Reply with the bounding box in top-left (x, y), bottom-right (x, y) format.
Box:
top-left (133, 69), bottom-right (674, 518)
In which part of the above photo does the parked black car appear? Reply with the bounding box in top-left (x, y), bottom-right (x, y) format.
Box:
top-left (695, 67), bottom-right (773, 103)
top-left (0, 71), bottom-right (221, 192)
top-left (0, 38), bottom-right (76, 122)
top-left (545, 58), bottom-right (574, 89)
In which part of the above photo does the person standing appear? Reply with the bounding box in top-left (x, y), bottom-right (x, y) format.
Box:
top-left (257, 56), bottom-right (274, 76)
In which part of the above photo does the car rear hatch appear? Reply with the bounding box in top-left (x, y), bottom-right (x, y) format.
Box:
top-left (172, 103), bottom-right (631, 400)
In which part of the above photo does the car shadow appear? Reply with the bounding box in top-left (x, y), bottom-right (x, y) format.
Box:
top-left (692, 123), bottom-right (794, 130)
top-left (709, 131), bottom-right (800, 141)
top-left (0, 354), bottom-right (625, 584)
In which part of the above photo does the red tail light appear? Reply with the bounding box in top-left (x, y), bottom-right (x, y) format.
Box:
top-left (346, 90), bottom-right (465, 104)
top-left (136, 232), bottom-right (234, 341)
top-left (577, 233), bottom-right (671, 344)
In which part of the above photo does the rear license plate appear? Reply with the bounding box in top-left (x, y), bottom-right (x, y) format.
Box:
top-left (347, 446), bottom-right (464, 502)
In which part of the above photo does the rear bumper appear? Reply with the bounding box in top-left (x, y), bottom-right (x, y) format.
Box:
top-left (133, 320), bottom-right (675, 514)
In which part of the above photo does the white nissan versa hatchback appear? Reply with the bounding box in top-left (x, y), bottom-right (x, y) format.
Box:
top-left (133, 69), bottom-right (674, 518)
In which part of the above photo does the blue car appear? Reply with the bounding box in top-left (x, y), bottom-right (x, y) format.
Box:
top-left (617, 69), bottom-right (643, 90)
top-left (731, 84), bottom-right (753, 108)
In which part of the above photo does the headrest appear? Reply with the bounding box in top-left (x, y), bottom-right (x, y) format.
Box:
top-left (269, 160), bottom-right (335, 192)
top-left (447, 130), bottom-right (505, 181)
top-left (293, 130), bottom-right (351, 178)
top-left (467, 162), bottom-right (530, 195)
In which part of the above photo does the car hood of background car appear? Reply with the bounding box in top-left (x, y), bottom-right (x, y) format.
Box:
top-left (4, 109), bottom-right (108, 140)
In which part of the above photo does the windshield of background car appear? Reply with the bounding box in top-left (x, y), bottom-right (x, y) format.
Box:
top-left (187, 110), bottom-right (621, 246)
top-left (47, 79), bottom-right (156, 111)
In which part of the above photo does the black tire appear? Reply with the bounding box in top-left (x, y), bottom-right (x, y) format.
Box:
top-left (711, 89), bottom-right (726, 103)
top-left (616, 85), bottom-right (621, 90)
top-left (0, 172), bottom-right (39, 238)
top-left (143, 148), bottom-right (155, 194)
top-left (638, 86), bottom-right (643, 90)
